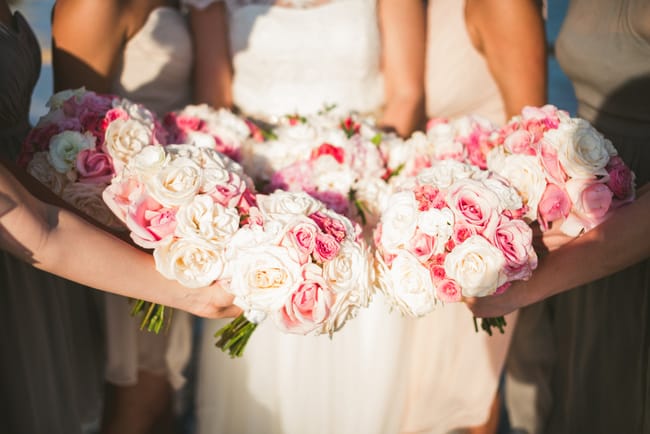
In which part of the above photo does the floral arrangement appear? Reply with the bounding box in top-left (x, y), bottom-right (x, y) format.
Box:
top-left (373, 160), bottom-right (537, 334)
top-left (102, 143), bottom-right (256, 332)
top-left (215, 190), bottom-right (374, 357)
top-left (19, 88), bottom-right (165, 228)
top-left (163, 104), bottom-right (253, 162)
top-left (486, 105), bottom-right (636, 235)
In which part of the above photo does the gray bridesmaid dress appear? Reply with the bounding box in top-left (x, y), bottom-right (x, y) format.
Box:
top-left (0, 12), bottom-right (105, 434)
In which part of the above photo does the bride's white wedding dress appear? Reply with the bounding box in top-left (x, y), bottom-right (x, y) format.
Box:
top-left (184, 1), bottom-right (410, 433)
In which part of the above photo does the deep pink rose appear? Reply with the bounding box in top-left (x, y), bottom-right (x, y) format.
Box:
top-left (312, 232), bottom-right (341, 263)
top-left (537, 183), bottom-right (572, 231)
top-left (436, 279), bottom-right (462, 303)
top-left (414, 184), bottom-right (443, 211)
top-left (126, 195), bottom-right (177, 248)
top-left (310, 211), bottom-right (347, 242)
top-left (606, 156), bottom-right (635, 200)
top-left (493, 218), bottom-right (537, 281)
top-left (276, 275), bottom-right (333, 335)
top-left (236, 188), bottom-right (257, 216)
top-left (76, 149), bottom-right (115, 184)
top-left (429, 264), bottom-right (447, 283)
top-left (311, 143), bottom-right (345, 164)
top-left (102, 108), bottom-right (129, 130)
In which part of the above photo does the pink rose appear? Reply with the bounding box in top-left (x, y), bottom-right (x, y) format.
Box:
top-left (562, 178), bottom-right (613, 236)
top-left (539, 138), bottom-right (567, 185)
top-left (410, 231), bottom-right (435, 262)
top-left (283, 220), bottom-right (318, 264)
top-left (504, 129), bottom-right (536, 155)
top-left (276, 274), bottom-right (334, 335)
top-left (236, 188), bottom-right (257, 216)
top-left (428, 264), bottom-right (447, 283)
top-left (436, 279), bottom-right (462, 303)
top-left (207, 173), bottom-right (246, 208)
top-left (312, 232), bottom-right (341, 263)
top-left (537, 183), bottom-right (572, 231)
top-left (102, 177), bottom-right (142, 222)
top-left (311, 143), bottom-right (345, 164)
top-left (126, 195), bottom-right (177, 248)
top-left (447, 179), bottom-right (500, 237)
top-left (76, 149), bottom-right (115, 184)
top-left (426, 117), bottom-right (448, 131)
top-left (606, 156), bottom-right (635, 201)
top-left (494, 281), bottom-right (512, 295)
top-left (311, 190), bottom-right (349, 216)
top-left (414, 184), bottom-right (444, 211)
top-left (102, 108), bottom-right (129, 130)
top-left (269, 161), bottom-right (314, 193)
top-left (309, 211), bottom-right (347, 242)
top-left (493, 217), bottom-right (537, 281)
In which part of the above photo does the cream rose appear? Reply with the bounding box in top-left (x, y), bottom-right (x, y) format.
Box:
top-left (48, 130), bottom-right (96, 173)
top-left (175, 194), bottom-right (240, 245)
top-left (129, 145), bottom-right (168, 181)
top-left (379, 191), bottom-right (419, 252)
top-left (146, 157), bottom-right (202, 207)
top-left (256, 190), bottom-right (323, 225)
top-left (153, 238), bottom-right (225, 288)
top-left (379, 250), bottom-right (436, 316)
top-left (417, 160), bottom-right (477, 190)
top-left (444, 235), bottom-right (507, 297)
top-left (417, 207), bottom-right (454, 254)
top-left (104, 119), bottom-right (153, 169)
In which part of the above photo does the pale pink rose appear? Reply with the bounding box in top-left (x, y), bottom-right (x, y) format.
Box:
top-left (276, 276), bottom-right (334, 335)
top-left (606, 156), bottom-right (635, 201)
top-left (76, 149), bottom-right (115, 184)
top-left (537, 183), bottom-right (572, 231)
top-left (493, 218), bottom-right (537, 281)
top-left (436, 279), bottom-right (462, 303)
top-left (447, 179), bottom-right (500, 237)
top-left (283, 220), bottom-right (318, 264)
top-left (207, 173), bottom-right (246, 208)
top-left (102, 177), bottom-right (143, 223)
top-left (504, 129), bottom-right (536, 155)
top-left (126, 195), bottom-right (177, 248)
top-left (562, 179), bottom-right (613, 236)
top-left (269, 161), bottom-right (314, 193)
top-left (410, 230), bottom-right (435, 262)
top-left (539, 139), bottom-right (567, 185)
top-left (313, 232), bottom-right (341, 263)
top-left (521, 105), bottom-right (563, 130)
top-left (310, 211), bottom-right (347, 242)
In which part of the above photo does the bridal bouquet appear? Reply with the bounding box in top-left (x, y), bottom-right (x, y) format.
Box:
top-left (425, 115), bottom-right (497, 169)
top-left (103, 143), bottom-right (256, 332)
top-left (163, 104), bottom-right (252, 162)
top-left (215, 189), bottom-right (374, 357)
top-left (486, 105), bottom-right (636, 234)
top-left (374, 160), bottom-right (537, 334)
top-left (19, 87), bottom-right (165, 228)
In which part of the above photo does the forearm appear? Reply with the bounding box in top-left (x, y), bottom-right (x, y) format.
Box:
top-left (380, 90), bottom-right (425, 137)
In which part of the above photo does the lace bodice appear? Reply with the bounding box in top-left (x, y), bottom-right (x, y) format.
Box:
top-left (184, 0), bottom-right (384, 120)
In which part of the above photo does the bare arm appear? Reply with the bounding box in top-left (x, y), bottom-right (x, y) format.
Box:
top-left (377, 0), bottom-right (426, 137)
top-left (188, 2), bottom-right (233, 108)
top-left (0, 162), bottom-right (239, 319)
top-left (51, 0), bottom-right (127, 92)
top-left (465, 183), bottom-right (650, 318)
top-left (465, 0), bottom-right (547, 118)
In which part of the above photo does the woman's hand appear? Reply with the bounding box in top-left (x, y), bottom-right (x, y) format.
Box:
top-left (183, 281), bottom-right (242, 319)
top-left (464, 281), bottom-right (532, 318)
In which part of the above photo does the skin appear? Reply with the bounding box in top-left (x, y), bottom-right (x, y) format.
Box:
top-left (465, 183), bottom-right (650, 318)
top-left (465, 0), bottom-right (547, 119)
top-left (188, 0), bottom-right (426, 137)
top-left (0, 161), bottom-right (240, 319)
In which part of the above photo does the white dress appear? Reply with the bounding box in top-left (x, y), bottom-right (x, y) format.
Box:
top-left (184, 1), bottom-right (410, 433)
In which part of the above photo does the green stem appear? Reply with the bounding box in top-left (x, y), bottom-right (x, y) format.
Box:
top-left (474, 316), bottom-right (507, 336)
top-left (214, 314), bottom-right (259, 358)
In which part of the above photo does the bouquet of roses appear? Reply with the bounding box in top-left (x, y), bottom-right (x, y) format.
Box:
top-left (19, 87), bottom-right (165, 228)
top-left (102, 143), bottom-right (256, 332)
top-left (373, 160), bottom-right (537, 334)
top-left (163, 104), bottom-right (252, 162)
top-left (214, 189), bottom-right (375, 357)
top-left (486, 105), bottom-right (635, 235)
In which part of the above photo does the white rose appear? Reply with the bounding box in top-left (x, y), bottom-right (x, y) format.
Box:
top-left (154, 238), bottom-right (225, 288)
top-left (226, 242), bottom-right (303, 312)
top-left (175, 194), bottom-right (240, 245)
top-left (128, 145), bottom-right (168, 181)
top-left (256, 190), bottom-right (323, 225)
top-left (27, 151), bottom-right (69, 194)
top-left (211, 108), bottom-right (251, 139)
top-left (427, 122), bottom-right (464, 160)
top-left (482, 175), bottom-right (524, 212)
top-left (104, 119), bottom-right (153, 168)
top-left (417, 160), bottom-right (478, 190)
top-left (444, 235), bottom-right (506, 297)
top-left (146, 157), bottom-right (202, 207)
top-left (378, 250), bottom-right (436, 316)
top-left (544, 118), bottom-right (610, 178)
top-left (48, 130), bottom-right (95, 173)
top-left (61, 182), bottom-right (123, 229)
top-left (165, 144), bottom-right (200, 161)
top-left (384, 133), bottom-right (421, 173)
top-left (353, 177), bottom-right (392, 225)
top-left (112, 99), bottom-right (156, 129)
top-left (488, 153), bottom-right (546, 220)
top-left (186, 131), bottom-right (217, 148)
top-left (379, 191), bottom-right (418, 252)
top-left (417, 207), bottom-right (454, 254)
top-left (46, 87), bottom-right (86, 109)
top-left (312, 156), bottom-right (355, 194)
